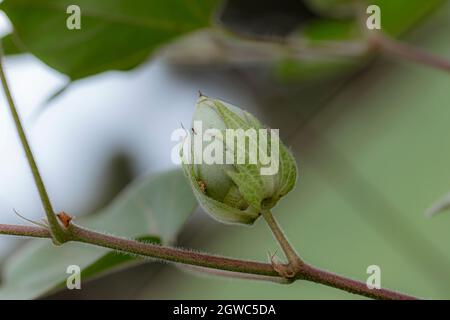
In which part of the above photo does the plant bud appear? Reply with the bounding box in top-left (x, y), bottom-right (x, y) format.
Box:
top-left (181, 96), bottom-right (298, 225)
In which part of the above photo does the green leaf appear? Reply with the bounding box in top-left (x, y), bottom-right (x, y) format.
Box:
top-left (0, 168), bottom-right (197, 299)
top-left (373, 0), bottom-right (443, 37)
top-left (1, 33), bottom-right (26, 55)
top-left (303, 0), bottom-right (443, 38)
top-left (275, 0), bottom-right (443, 82)
top-left (0, 0), bottom-right (219, 79)
top-left (303, 0), bottom-right (355, 19)
top-left (302, 19), bottom-right (360, 42)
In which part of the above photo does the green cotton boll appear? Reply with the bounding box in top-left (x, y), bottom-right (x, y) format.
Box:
top-left (304, 0), bottom-right (357, 18)
top-left (191, 98), bottom-right (240, 203)
top-left (181, 95), bottom-right (298, 225)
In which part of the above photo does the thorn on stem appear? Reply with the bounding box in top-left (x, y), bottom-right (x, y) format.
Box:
top-left (268, 251), bottom-right (297, 279)
top-left (267, 250), bottom-right (278, 262)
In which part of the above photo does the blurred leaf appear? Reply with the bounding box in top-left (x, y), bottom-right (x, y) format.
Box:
top-left (426, 193), bottom-right (450, 217)
top-left (373, 0), bottom-right (443, 36)
top-left (0, 168), bottom-right (197, 299)
top-left (303, 0), bottom-right (355, 19)
top-left (274, 57), bottom-right (360, 83)
top-left (219, 0), bottom-right (316, 37)
top-left (1, 33), bottom-right (26, 55)
top-left (274, 0), bottom-right (443, 82)
top-left (303, 0), bottom-right (443, 36)
top-left (302, 19), bottom-right (360, 42)
top-left (140, 2), bottom-right (450, 299)
top-left (0, 0), bottom-right (219, 79)
top-left (300, 0), bottom-right (443, 44)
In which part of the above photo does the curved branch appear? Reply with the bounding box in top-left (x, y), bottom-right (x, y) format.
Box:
top-left (0, 222), bottom-right (417, 300)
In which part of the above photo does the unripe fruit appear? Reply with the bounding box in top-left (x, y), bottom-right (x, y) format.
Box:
top-left (181, 96), bottom-right (298, 225)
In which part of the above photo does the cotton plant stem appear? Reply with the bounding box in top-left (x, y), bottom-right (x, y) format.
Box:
top-left (372, 33), bottom-right (450, 73)
top-left (179, 264), bottom-right (291, 284)
top-left (0, 222), bottom-right (417, 300)
top-left (0, 224), bottom-right (51, 238)
top-left (298, 263), bottom-right (416, 300)
top-left (68, 223), bottom-right (276, 277)
top-left (352, 1), bottom-right (450, 74)
top-left (0, 46), bottom-right (67, 244)
top-left (259, 210), bottom-right (417, 300)
top-left (261, 209), bottom-right (303, 270)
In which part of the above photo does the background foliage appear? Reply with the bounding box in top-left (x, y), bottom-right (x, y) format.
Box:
top-left (0, 0), bottom-right (449, 299)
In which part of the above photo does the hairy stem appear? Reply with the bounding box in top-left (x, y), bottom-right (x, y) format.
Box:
top-left (69, 223), bottom-right (276, 276)
top-left (299, 264), bottom-right (415, 300)
top-left (0, 222), bottom-right (417, 300)
top-left (0, 224), bottom-right (51, 238)
top-left (262, 210), bottom-right (303, 270)
top-left (0, 45), bottom-right (67, 244)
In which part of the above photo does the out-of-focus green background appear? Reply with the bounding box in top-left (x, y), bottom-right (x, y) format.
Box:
top-left (139, 3), bottom-right (450, 299)
top-left (0, 0), bottom-right (450, 300)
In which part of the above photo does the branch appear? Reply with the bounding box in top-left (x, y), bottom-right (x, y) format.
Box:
top-left (0, 224), bottom-right (50, 238)
top-left (0, 45), bottom-right (67, 244)
top-left (298, 264), bottom-right (414, 300)
top-left (0, 222), bottom-right (417, 300)
top-left (262, 209), bottom-right (303, 276)
top-left (371, 33), bottom-right (450, 73)
top-left (260, 210), bottom-right (415, 299)
top-left (349, 0), bottom-right (450, 74)
top-left (68, 223), bottom-right (276, 277)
